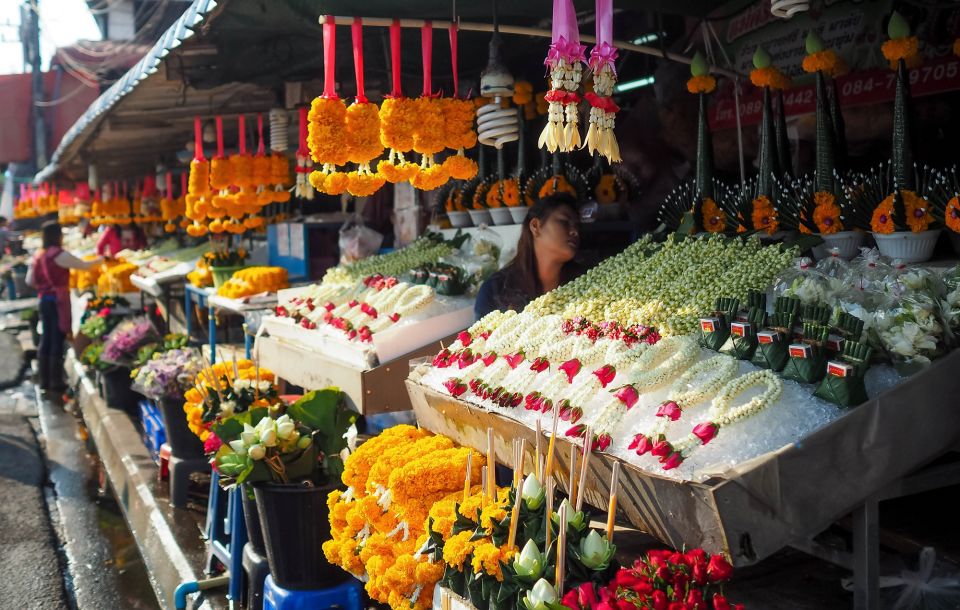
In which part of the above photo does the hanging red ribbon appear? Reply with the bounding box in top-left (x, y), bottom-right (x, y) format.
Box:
top-left (449, 21), bottom-right (460, 98)
top-left (215, 116), bottom-right (225, 158)
top-left (352, 17), bottom-right (368, 103)
top-left (322, 16), bottom-right (338, 99)
top-left (257, 113), bottom-right (265, 156)
top-left (193, 116), bottom-right (205, 161)
top-left (421, 21), bottom-right (434, 97)
top-left (143, 175), bottom-right (157, 198)
top-left (238, 115), bottom-right (247, 155)
top-left (180, 172), bottom-right (187, 198)
top-left (297, 106), bottom-right (309, 157)
top-left (389, 19), bottom-right (403, 98)
top-left (165, 171), bottom-right (173, 198)
top-left (95, 187), bottom-right (101, 201)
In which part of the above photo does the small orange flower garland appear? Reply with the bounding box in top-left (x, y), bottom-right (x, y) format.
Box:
top-left (751, 195), bottom-right (779, 235)
top-left (441, 98), bottom-right (479, 181)
top-left (686, 74), bottom-right (716, 94)
top-left (538, 174), bottom-right (578, 200)
top-left (812, 192), bottom-right (843, 234)
top-left (882, 10), bottom-right (921, 71)
top-left (186, 117), bottom-right (211, 237)
top-left (872, 190), bottom-right (932, 234)
top-left (309, 18), bottom-right (350, 195)
top-left (485, 179), bottom-right (522, 208)
top-left (944, 196), bottom-right (960, 233)
top-left (182, 360), bottom-right (277, 442)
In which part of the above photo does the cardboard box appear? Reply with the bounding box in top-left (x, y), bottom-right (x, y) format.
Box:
top-left (406, 348), bottom-right (960, 566)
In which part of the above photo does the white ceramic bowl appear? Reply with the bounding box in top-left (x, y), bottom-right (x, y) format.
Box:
top-left (488, 207), bottom-right (515, 226)
top-left (811, 231), bottom-right (866, 260)
top-left (446, 211), bottom-right (473, 228)
top-left (467, 209), bottom-right (493, 227)
top-left (872, 229), bottom-right (941, 263)
top-left (508, 206), bottom-right (529, 224)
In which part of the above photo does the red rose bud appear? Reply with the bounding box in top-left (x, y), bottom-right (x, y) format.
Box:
top-left (686, 548), bottom-right (708, 565)
top-left (692, 422), bottom-right (719, 445)
top-left (443, 378), bottom-right (468, 398)
top-left (593, 364), bottom-right (617, 388)
top-left (324, 301), bottom-right (336, 311)
top-left (613, 385), bottom-right (640, 409)
top-left (654, 565), bottom-right (671, 582)
top-left (711, 594), bottom-right (731, 610)
top-left (530, 357), bottom-right (550, 372)
top-left (656, 400), bottom-right (682, 421)
top-left (569, 407), bottom-right (583, 423)
top-left (692, 562), bottom-right (708, 586)
top-left (490, 387), bottom-right (503, 401)
top-left (457, 331), bottom-right (473, 347)
top-left (388, 313), bottom-right (401, 322)
top-left (504, 352), bottom-right (525, 369)
top-left (651, 440), bottom-right (673, 458)
top-left (433, 349), bottom-right (452, 367)
top-left (629, 434), bottom-right (653, 455)
top-left (594, 433), bottom-right (612, 452)
top-left (707, 555), bottom-right (734, 582)
top-left (322, 311), bottom-right (334, 323)
top-left (510, 393), bottom-right (523, 408)
top-left (651, 590), bottom-right (668, 610)
top-left (346, 329), bottom-right (358, 340)
top-left (662, 452), bottom-right (684, 470)
top-left (558, 401), bottom-right (571, 420)
top-left (566, 424), bottom-right (587, 438)
top-left (686, 589), bottom-right (704, 609)
top-left (458, 350), bottom-right (476, 369)
top-left (524, 392), bottom-right (540, 408)
top-left (561, 589), bottom-right (579, 610)
top-left (540, 398), bottom-right (553, 414)
top-left (559, 358), bottom-right (582, 383)
top-left (481, 352), bottom-right (497, 366)
top-left (275, 305), bottom-right (288, 316)
top-left (348, 299), bottom-right (359, 308)
top-left (367, 306), bottom-right (378, 318)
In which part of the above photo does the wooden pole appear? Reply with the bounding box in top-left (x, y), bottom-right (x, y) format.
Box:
top-left (606, 461), bottom-right (620, 543)
top-left (544, 402), bottom-right (559, 480)
top-left (487, 427), bottom-right (496, 500)
top-left (556, 501), bottom-right (567, 590)
top-left (463, 452), bottom-right (473, 504)
top-left (317, 15), bottom-right (740, 78)
top-left (576, 427), bottom-right (591, 512)
top-left (535, 419), bottom-right (542, 479)
top-left (545, 476), bottom-right (555, 551)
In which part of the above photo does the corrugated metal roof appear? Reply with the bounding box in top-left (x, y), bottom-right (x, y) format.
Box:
top-left (35, 0), bottom-right (221, 183)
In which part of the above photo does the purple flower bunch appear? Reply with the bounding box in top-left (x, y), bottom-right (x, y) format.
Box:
top-left (132, 347), bottom-right (204, 400)
top-left (102, 316), bottom-right (159, 366)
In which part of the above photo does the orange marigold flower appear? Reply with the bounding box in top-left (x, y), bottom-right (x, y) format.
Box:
top-left (442, 154), bottom-right (478, 181)
top-left (945, 196), bottom-right (960, 233)
top-left (903, 190), bottom-right (933, 233)
top-left (801, 50), bottom-right (840, 76)
top-left (750, 66), bottom-right (789, 90)
top-left (751, 195), bottom-right (779, 234)
top-left (701, 197), bottom-right (726, 233)
top-left (812, 192), bottom-right (844, 234)
top-left (871, 197), bottom-right (895, 234)
top-left (686, 74), bottom-right (717, 94)
top-left (881, 37), bottom-right (920, 66)
top-left (538, 175), bottom-right (577, 201)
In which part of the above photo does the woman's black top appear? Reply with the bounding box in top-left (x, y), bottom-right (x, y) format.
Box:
top-left (473, 263), bottom-right (583, 320)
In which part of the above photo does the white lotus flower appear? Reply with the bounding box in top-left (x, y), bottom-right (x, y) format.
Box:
top-left (228, 440), bottom-right (247, 456)
top-left (521, 474), bottom-right (545, 510)
top-left (522, 579), bottom-right (557, 610)
top-left (240, 423), bottom-right (257, 446)
top-left (248, 444), bottom-right (266, 460)
top-left (275, 415), bottom-right (296, 440)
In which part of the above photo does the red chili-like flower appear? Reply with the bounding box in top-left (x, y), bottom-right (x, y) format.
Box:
top-left (540, 398), bottom-right (554, 414)
top-left (707, 555), bottom-right (734, 583)
top-left (443, 378), bottom-right (468, 398)
top-left (711, 594), bottom-right (731, 610)
top-left (558, 400), bottom-right (572, 420)
top-left (458, 350), bottom-right (476, 369)
top-left (530, 357), bottom-right (550, 372)
top-left (481, 352), bottom-right (497, 366)
top-left (593, 433), bottom-right (612, 452)
top-left (504, 352), bottom-right (525, 369)
top-left (651, 440), bottom-right (673, 459)
top-left (692, 422), bottom-right (719, 445)
top-left (388, 312), bottom-right (401, 322)
top-left (275, 305), bottom-right (288, 317)
top-left (566, 424), bottom-right (587, 438)
top-left (559, 359), bottom-right (583, 383)
top-left (568, 406), bottom-right (583, 423)
top-left (656, 401), bottom-right (682, 421)
top-left (613, 385), bottom-right (639, 409)
top-left (661, 452), bottom-right (684, 470)
top-left (348, 299), bottom-right (359, 308)
top-left (593, 364), bottom-right (617, 388)
top-left (324, 302), bottom-right (336, 311)
top-left (457, 331), bottom-right (472, 347)
top-left (433, 349), bottom-right (452, 368)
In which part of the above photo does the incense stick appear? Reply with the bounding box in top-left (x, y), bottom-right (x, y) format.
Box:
top-left (544, 402), bottom-right (559, 479)
top-left (507, 446), bottom-right (522, 550)
top-left (480, 466), bottom-right (488, 505)
top-left (486, 428), bottom-right (496, 500)
top-left (535, 420), bottom-right (542, 479)
top-left (568, 444), bottom-right (577, 503)
top-left (516, 438), bottom-right (525, 487)
top-left (576, 426), bottom-right (591, 512)
top-left (545, 476), bottom-right (555, 551)
top-left (463, 452), bottom-right (473, 503)
top-left (556, 501), bottom-right (567, 589)
top-left (606, 461), bottom-right (620, 542)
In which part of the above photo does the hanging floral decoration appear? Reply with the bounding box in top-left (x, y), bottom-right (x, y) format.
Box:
top-left (341, 18), bottom-right (386, 197)
top-left (186, 117), bottom-right (211, 237)
top-left (408, 23), bottom-right (450, 191)
top-left (538, 0), bottom-right (585, 153)
top-left (378, 20), bottom-right (419, 184)
top-left (295, 106), bottom-right (316, 200)
top-left (881, 12), bottom-right (921, 70)
top-left (441, 23), bottom-right (479, 181)
top-left (702, 198), bottom-right (726, 233)
top-left (309, 17), bottom-right (350, 195)
top-left (584, 0), bottom-right (620, 162)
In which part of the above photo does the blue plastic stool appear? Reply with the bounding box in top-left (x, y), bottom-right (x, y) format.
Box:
top-left (204, 471), bottom-right (248, 603)
top-left (262, 575), bottom-right (363, 610)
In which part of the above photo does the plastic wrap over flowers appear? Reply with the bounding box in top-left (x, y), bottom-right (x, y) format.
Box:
top-left (132, 347), bottom-right (204, 400)
top-left (102, 316), bottom-right (159, 367)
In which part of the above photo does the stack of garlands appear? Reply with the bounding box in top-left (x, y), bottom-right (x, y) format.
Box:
top-left (186, 117), bottom-right (212, 237)
top-left (97, 261), bottom-right (139, 295)
top-left (216, 266), bottom-right (289, 299)
top-left (378, 21), bottom-right (421, 185)
top-left (344, 20), bottom-right (386, 198)
top-left (160, 173), bottom-right (187, 233)
top-left (182, 358), bottom-right (279, 448)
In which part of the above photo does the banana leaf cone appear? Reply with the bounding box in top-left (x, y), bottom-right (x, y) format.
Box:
top-left (756, 86), bottom-right (778, 197)
top-left (724, 332), bottom-right (758, 360)
top-left (782, 346), bottom-right (828, 384)
top-left (892, 58), bottom-right (915, 191)
top-left (751, 338), bottom-right (790, 371)
top-left (827, 79), bottom-right (848, 172)
top-left (699, 322), bottom-right (730, 352)
top-left (775, 90), bottom-right (792, 178)
top-left (814, 71), bottom-right (836, 195)
top-left (696, 92), bottom-right (715, 200)
top-left (815, 372), bottom-right (868, 407)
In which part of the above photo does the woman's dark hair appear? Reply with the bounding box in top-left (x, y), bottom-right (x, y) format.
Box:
top-left (501, 194), bottom-right (580, 298)
top-left (41, 221), bottom-right (62, 249)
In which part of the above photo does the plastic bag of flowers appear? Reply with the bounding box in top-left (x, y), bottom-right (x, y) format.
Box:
top-left (131, 347), bottom-right (203, 401)
top-left (101, 316), bottom-right (160, 368)
top-left (212, 388), bottom-right (359, 489)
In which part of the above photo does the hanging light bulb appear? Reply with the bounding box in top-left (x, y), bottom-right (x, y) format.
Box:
top-left (771, 0), bottom-right (809, 18)
top-left (269, 108), bottom-right (289, 153)
top-left (477, 10), bottom-right (519, 149)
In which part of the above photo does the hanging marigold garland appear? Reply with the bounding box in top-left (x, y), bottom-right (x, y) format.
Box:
top-left (584, 0), bottom-right (621, 162)
top-left (308, 17), bottom-right (350, 195)
top-left (410, 23), bottom-right (450, 191)
top-left (186, 117), bottom-right (210, 237)
top-left (440, 23), bottom-right (478, 181)
top-left (295, 106), bottom-right (316, 200)
top-left (378, 20), bottom-right (420, 184)
top-left (538, 0), bottom-right (584, 153)
top-left (345, 18), bottom-right (386, 197)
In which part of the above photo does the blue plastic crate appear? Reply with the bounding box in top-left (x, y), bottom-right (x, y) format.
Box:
top-left (139, 400), bottom-right (167, 465)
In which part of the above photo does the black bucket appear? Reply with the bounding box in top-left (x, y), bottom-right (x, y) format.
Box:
top-left (102, 367), bottom-right (139, 413)
top-left (158, 396), bottom-right (205, 459)
top-left (254, 482), bottom-right (346, 590)
top-left (241, 484), bottom-right (266, 557)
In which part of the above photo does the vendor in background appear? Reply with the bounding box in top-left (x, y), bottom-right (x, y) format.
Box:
top-left (27, 222), bottom-right (103, 395)
top-left (96, 221), bottom-right (147, 259)
top-left (475, 194), bottom-right (581, 319)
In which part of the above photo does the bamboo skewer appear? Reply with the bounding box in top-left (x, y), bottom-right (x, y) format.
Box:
top-left (556, 501), bottom-right (567, 590)
top-left (568, 444), bottom-right (577, 503)
top-left (544, 402), bottom-right (559, 480)
top-left (576, 426), bottom-right (591, 512)
top-left (606, 461), bottom-right (620, 543)
top-left (486, 428), bottom-right (496, 500)
top-left (481, 466), bottom-right (488, 506)
top-left (463, 452), bottom-right (473, 504)
top-left (545, 476), bottom-right (555, 551)
top-left (507, 447), bottom-right (522, 551)
top-left (535, 420), bottom-right (542, 479)
top-left (316, 15), bottom-right (740, 78)
top-left (516, 438), bottom-right (525, 487)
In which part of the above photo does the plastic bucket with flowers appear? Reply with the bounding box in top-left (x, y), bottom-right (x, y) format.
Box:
top-left (811, 231), bottom-right (865, 260)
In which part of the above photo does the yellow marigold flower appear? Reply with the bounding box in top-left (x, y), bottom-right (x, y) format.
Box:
top-left (325, 172), bottom-right (350, 195)
top-left (802, 50), bottom-right (840, 76)
top-left (412, 97), bottom-right (447, 155)
top-left (308, 96), bottom-right (349, 166)
top-left (377, 160), bottom-right (420, 184)
top-left (442, 531), bottom-right (475, 569)
top-left (443, 155), bottom-right (478, 181)
top-left (409, 164), bottom-right (449, 191)
top-left (380, 97), bottom-right (418, 152)
top-left (345, 102), bottom-right (384, 165)
top-left (871, 197), bottom-right (895, 234)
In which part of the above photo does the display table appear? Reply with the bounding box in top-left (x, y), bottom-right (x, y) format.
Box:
top-left (185, 285), bottom-right (277, 362)
top-left (256, 334), bottom-right (452, 414)
top-left (405, 348), bottom-right (960, 568)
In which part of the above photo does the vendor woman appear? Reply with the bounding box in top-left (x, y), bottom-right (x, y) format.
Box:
top-left (475, 194), bottom-right (581, 319)
top-left (28, 222), bottom-right (102, 394)
top-left (96, 221), bottom-right (147, 259)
